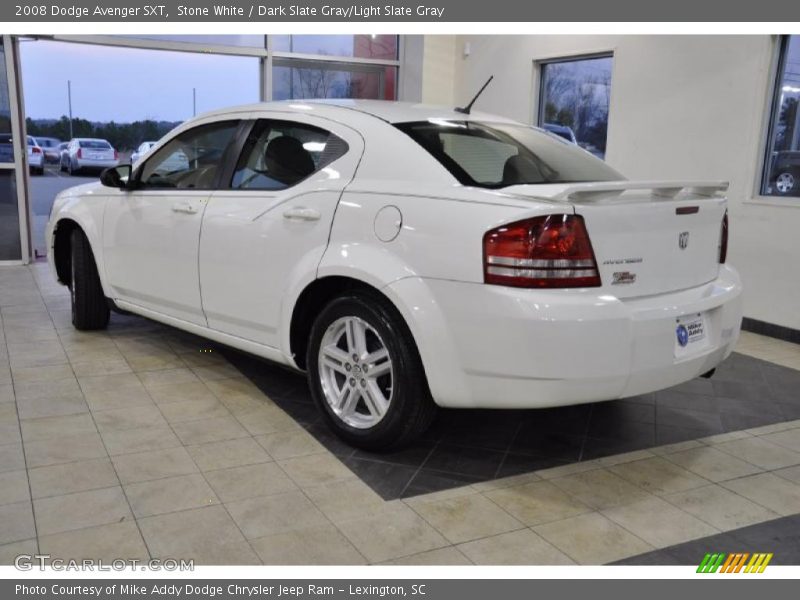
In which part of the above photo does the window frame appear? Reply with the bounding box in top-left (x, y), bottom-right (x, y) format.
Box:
top-left (758, 35), bottom-right (800, 201)
top-left (534, 51), bottom-right (614, 159)
top-left (229, 117), bottom-right (350, 192)
top-left (42, 35), bottom-right (404, 103)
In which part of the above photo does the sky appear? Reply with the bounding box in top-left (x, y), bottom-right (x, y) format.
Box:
top-left (19, 40), bottom-right (259, 122)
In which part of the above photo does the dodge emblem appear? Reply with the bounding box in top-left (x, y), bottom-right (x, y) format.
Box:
top-left (678, 231), bottom-right (689, 250)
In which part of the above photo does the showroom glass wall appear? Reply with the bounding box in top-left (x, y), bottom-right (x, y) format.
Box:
top-left (14, 34), bottom-right (402, 258)
top-left (537, 53), bottom-right (613, 160)
top-left (762, 35), bottom-right (800, 198)
top-left (0, 36), bottom-right (26, 262)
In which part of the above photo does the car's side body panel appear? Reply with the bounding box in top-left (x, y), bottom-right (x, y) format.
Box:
top-left (199, 111), bottom-right (366, 349)
top-left (102, 185), bottom-right (211, 325)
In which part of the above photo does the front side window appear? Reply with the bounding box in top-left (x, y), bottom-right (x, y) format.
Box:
top-left (538, 54), bottom-right (613, 160)
top-left (138, 121), bottom-right (239, 190)
top-left (231, 119), bottom-right (348, 190)
top-left (762, 35), bottom-right (800, 197)
top-left (397, 120), bottom-right (623, 189)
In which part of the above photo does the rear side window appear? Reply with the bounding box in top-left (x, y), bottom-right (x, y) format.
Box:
top-left (231, 119), bottom-right (348, 190)
top-left (396, 120), bottom-right (622, 189)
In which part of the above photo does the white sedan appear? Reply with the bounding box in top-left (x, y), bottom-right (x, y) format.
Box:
top-left (130, 141), bottom-right (156, 165)
top-left (27, 135), bottom-right (44, 175)
top-left (46, 100), bottom-right (742, 449)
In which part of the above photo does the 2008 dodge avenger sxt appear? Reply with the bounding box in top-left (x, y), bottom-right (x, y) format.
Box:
top-left (46, 99), bottom-right (742, 449)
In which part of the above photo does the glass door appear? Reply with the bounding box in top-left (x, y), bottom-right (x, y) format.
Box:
top-left (0, 36), bottom-right (28, 262)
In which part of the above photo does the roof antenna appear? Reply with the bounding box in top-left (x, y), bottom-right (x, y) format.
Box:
top-left (455, 75), bottom-right (494, 115)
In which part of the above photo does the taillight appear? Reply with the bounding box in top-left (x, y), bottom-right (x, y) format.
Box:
top-left (32, 147), bottom-right (41, 154)
top-left (77, 148), bottom-right (82, 159)
top-left (719, 211), bottom-right (728, 264)
top-left (483, 214), bottom-right (601, 288)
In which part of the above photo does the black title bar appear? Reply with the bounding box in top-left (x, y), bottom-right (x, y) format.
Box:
top-left (5, 0), bottom-right (800, 22)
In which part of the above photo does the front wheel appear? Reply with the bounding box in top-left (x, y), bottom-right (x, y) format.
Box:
top-left (69, 228), bottom-right (110, 330)
top-left (306, 293), bottom-right (436, 451)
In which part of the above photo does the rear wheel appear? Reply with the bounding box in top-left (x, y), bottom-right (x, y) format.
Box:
top-left (306, 293), bottom-right (436, 450)
top-left (69, 229), bottom-right (110, 331)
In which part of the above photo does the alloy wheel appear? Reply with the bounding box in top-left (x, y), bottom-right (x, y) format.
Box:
top-left (776, 172), bottom-right (795, 194)
top-left (317, 316), bottom-right (394, 429)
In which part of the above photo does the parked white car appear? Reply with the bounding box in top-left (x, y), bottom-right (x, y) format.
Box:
top-left (46, 101), bottom-right (742, 449)
top-left (27, 135), bottom-right (44, 175)
top-left (60, 138), bottom-right (119, 175)
top-left (130, 139), bottom-right (190, 172)
top-left (130, 141), bottom-right (156, 164)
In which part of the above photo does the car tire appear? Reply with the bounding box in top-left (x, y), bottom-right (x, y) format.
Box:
top-left (774, 171), bottom-right (797, 195)
top-left (306, 292), bottom-right (437, 451)
top-left (69, 228), bottom-right (110, 331)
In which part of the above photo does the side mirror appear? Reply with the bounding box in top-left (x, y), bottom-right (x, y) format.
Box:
top-left (100, 164), bottom-right (132, 189)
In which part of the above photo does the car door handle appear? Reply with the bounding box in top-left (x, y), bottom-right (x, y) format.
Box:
top-left (171, 201), bottom-right (198, 214)
top-left (283, 207), bottom-right (321, 221)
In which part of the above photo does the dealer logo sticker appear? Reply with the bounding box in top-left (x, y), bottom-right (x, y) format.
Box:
top-left (676, 324), bottom-right (690, 347)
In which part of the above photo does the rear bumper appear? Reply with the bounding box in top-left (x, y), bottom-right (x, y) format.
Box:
top-left (76, 158), bottom-right (118, 170)
top-left (386, 265), bottom-right (742, 409)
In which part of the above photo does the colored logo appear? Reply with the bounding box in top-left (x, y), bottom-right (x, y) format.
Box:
top-left (676, 324), bottom-right (689, 347)
top-left (697, 552), bottom-right (773, 573)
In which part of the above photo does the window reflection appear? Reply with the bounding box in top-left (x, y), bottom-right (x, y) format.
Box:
top-left (539, 55), bottom-right (613, 160)
top-left (273, 64), bottom-right (396, 100)
top-left (272, 35), bottom-right (398, 61)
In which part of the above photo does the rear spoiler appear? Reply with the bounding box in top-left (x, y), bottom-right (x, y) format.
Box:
top-left (553, 180), bottom-right (729, 204)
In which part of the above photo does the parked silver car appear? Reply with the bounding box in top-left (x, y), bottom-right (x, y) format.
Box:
top-left (60, 138), bottom-right (119, 175)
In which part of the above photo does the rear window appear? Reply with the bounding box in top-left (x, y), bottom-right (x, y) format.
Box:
top-left (396, 120), bottom-right (622, 189)
top-left (79, 140), bottom-right (112, 149)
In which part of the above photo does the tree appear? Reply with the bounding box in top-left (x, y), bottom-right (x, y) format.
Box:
top-left (24, 116), bottom-right (181, 151)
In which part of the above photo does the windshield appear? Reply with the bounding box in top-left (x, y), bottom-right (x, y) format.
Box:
top-left (396, 120), bottom-right (623, 189)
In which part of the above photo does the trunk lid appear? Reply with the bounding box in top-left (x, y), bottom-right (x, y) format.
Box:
top-left (503, 181), bottom-right (728, 299)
